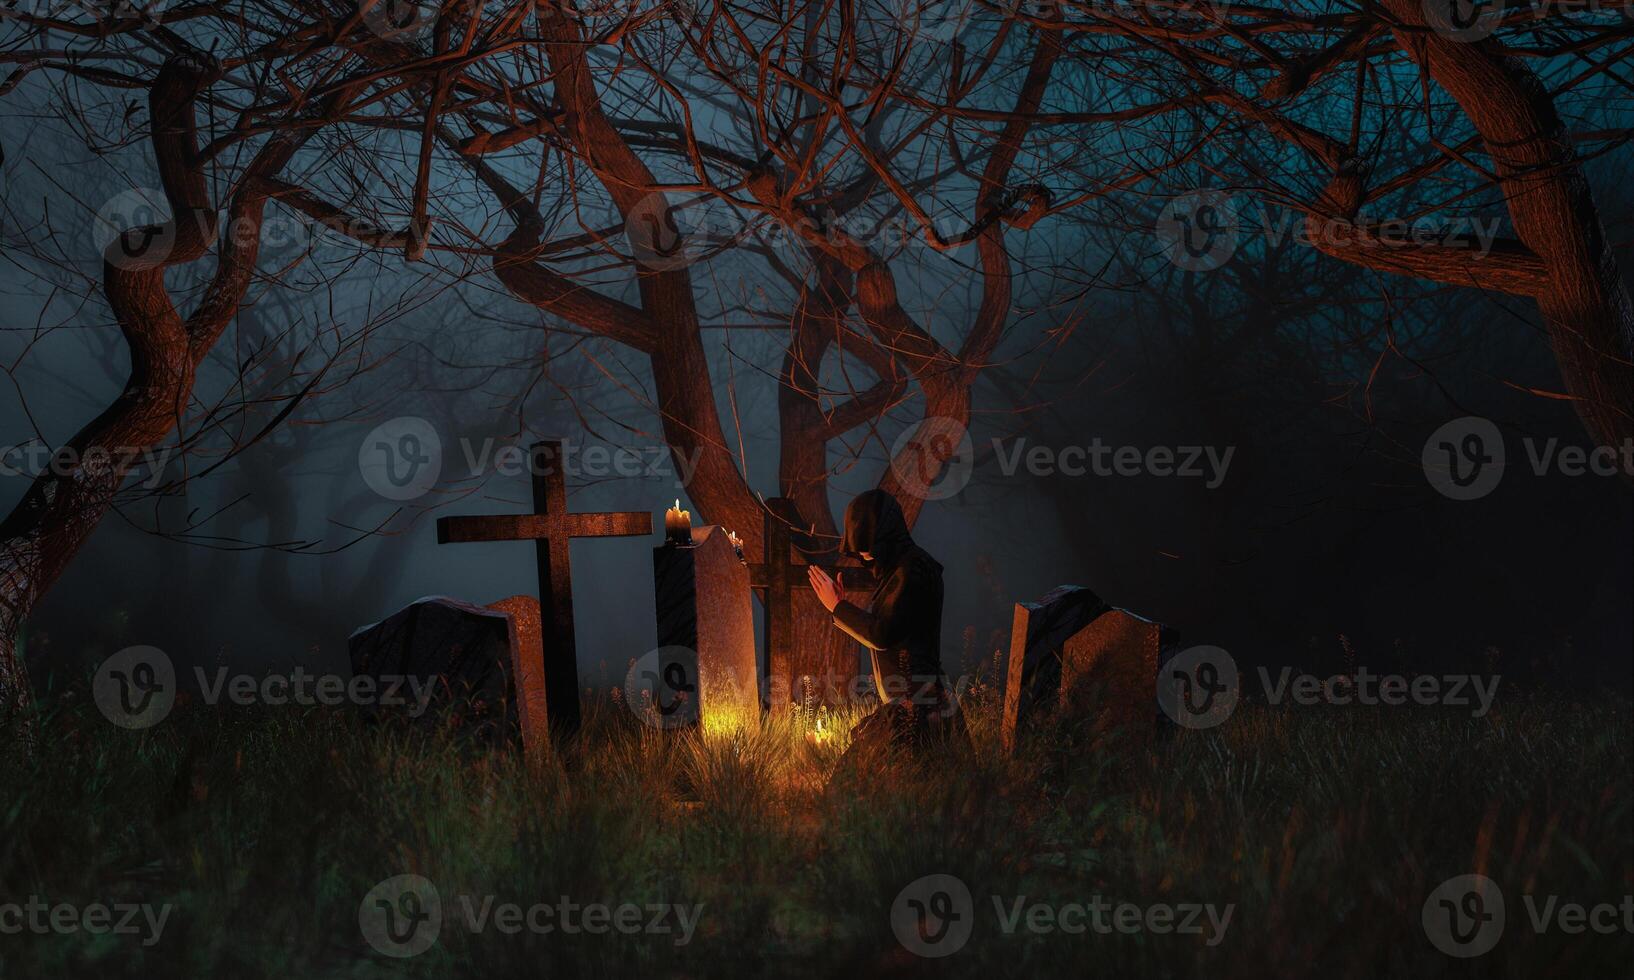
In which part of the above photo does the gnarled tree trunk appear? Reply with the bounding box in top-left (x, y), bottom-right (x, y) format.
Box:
top-left (0, 57), bottom-right (354, 748)
top-left (1380, 1), bottom-right (1632, 451)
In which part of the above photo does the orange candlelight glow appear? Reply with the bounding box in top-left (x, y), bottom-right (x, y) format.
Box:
top-left (664, 499), bottom-right (692, 545)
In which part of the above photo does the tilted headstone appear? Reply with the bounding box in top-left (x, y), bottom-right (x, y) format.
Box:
top-left (486, 594), bottom-right (548, 756)
top-left (348, 595), bottom-right (530, 747)
top-left (1057, 606), bottom-right (1175, 736)
top-left (1001, 585), bottom-right (1178, 752)
top-left (651, 525), bottom-right (759, 733)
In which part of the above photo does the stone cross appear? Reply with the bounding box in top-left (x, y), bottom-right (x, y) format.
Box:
top-left (746, 497), bottom-right (873, 714)
top-left (436, 439), bottom-right (652, 739)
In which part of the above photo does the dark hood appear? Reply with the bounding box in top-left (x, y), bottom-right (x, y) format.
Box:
top-left (842, 490), bottom-right (914, 568)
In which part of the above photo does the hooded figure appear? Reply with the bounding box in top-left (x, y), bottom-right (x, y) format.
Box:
top-left (810, 490), bottom-right (960, 746)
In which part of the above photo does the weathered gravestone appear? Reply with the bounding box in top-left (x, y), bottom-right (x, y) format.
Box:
top-left (1001, 585), bottom-right (1179, 752)
top-left (647, 525), bottom-right (759, 733)
top-left (349, 594), bottom-right (547, 750)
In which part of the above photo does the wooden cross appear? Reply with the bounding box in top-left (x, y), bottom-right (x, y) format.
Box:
top-left (436, 439), bottom-right (652, 739)
top-left (746, 497), bottom-right (873, 714)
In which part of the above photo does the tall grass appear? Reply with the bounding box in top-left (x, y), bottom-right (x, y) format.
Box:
top-left (1, 685), bottom-right (1628, 978)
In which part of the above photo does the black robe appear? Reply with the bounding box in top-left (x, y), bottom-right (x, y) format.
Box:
top-left (830, 491), bottom-right (960, 743)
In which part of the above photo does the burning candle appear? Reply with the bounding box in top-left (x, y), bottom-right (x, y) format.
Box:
top-left (664, 499), bottom-right (692, 546)
top-left (726, 529), bottom-right (744, 560)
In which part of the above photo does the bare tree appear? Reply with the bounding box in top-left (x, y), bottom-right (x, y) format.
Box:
top-left (1056, 0), bottom-right (1631, 447)
top-left (2, 1), bottom-right (1627, 744)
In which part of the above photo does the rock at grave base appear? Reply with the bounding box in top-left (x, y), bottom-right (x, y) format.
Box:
top-left (1001, 585), bottom-right (1178, 753)
top-left (348, 595), bottom-right (533, 748)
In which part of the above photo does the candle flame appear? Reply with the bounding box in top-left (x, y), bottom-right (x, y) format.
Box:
top-left (807, 707), bottom-right (833, 745)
